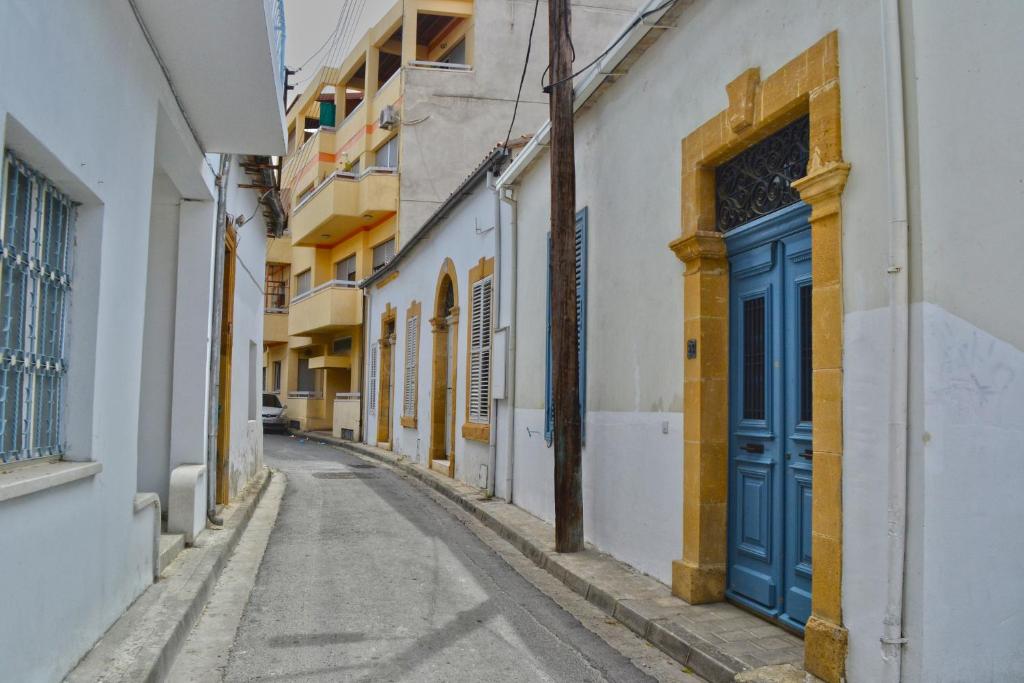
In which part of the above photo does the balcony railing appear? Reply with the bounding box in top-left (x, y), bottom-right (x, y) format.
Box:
top-left (288, 390), bottom-right (323, 400)
top-left (335, 392), bottom-right (361, 400)
top-left (270, 0), bottom-right (287, 89)
top-left (291, 278), bottom-right (358, 306)
top-left (408, 60), bottom-right (471, 71)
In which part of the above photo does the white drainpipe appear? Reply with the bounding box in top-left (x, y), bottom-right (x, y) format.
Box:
top-left (880, 0), bottom-right (911, 678)
top-left (502, 186), bottom-right (519, 503)
top-left (487, 169), bottom-right (500, 496)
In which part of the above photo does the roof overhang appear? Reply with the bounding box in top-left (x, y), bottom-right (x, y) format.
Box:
top-left (496, 0), bottom-right (684, 190)
top-left (131, 0), bottom-right (287, 155)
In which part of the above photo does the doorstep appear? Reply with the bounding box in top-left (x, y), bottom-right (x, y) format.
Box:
top-left (297, 430), bottom-right (815, 683)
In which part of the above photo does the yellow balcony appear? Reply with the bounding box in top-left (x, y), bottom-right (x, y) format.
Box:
top-left (264, 311), bottom-right (289, 344)
top-left (290, 171), bottom-right (398, 247)
top-left (287, 282), bottom-right (363, 336)
top-left (283, 128), bottom-right (337, 200)
top-left (309, 354), bottom-right (353, 370)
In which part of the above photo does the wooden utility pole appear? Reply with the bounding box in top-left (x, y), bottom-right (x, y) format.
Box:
top-left (548, 0), bottom-right (583, 552)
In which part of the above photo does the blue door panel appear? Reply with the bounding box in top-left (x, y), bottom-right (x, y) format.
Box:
top-left (726, 203), bottom-right (812, 633)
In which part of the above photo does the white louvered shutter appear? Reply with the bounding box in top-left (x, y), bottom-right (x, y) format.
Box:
top-left (403, 316), bottom-right (418, 417)
top-left (368, 343), bottom-right (378, 414)
top-left (468, 277), bottom-right (492, 423)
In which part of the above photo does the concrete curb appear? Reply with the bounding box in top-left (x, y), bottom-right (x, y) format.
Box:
top-left (66, 468), bottom-right (273, 683)
top-left (298, 432), bottom-right (792, 683)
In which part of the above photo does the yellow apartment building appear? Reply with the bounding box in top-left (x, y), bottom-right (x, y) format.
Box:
top-left (263, 0), bottom-right (641, 436)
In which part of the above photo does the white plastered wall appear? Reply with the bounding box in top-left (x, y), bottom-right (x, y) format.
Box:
top-left (364, 179), bottom-right (510, 493)
top-left (224, 159), bottom-right (269, 500)
top-left (505, 0), bottom-right (900, 668)
top-left (0, 2), bottom-right (215, 680)
top-left (897, 1), bottom-right (1024, 680)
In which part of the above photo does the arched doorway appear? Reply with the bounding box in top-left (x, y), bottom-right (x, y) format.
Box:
top-left (428, 259), bottom-right (459, 477)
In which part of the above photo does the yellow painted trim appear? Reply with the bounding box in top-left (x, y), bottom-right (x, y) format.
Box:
top-left (428, 258), bottom-right (459, 477)
top-left (376, 270), bottom-right (400, 289)
top-left (462, 257), bottom-right (494, 444)
top-left (669, 32), bottom-right (848, 683)
top-left (403, 300), bottom-right (422, 427)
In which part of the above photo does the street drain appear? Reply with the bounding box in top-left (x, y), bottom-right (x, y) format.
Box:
top-left (312, 471), bottom-right (378, 480)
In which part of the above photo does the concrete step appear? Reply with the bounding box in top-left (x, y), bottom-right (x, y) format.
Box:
top-left (159, 533), bottom-right (185, 575)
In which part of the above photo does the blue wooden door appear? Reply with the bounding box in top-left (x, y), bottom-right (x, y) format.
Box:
top-left (726, 203), bottom-right (813, 632)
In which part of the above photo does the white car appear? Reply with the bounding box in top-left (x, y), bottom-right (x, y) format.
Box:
top-left (261, 393), bottom-right (288, 432)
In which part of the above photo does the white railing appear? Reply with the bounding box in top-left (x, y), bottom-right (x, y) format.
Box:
top-left (334, 392), bottom-right (361, 400)
top-left (409, 60), bottom-right (471, 71)
top-left (288, 390), bottom-right (322, 400)
top-left (290, 278), bottom-right (360, 306)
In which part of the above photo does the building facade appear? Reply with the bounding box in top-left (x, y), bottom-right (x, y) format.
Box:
top-left (0, 1), bottom-right (286, 681)
top-left (265, 0), bottom-right (641, 436)
top-left (492, 0), bottom-right (1024, 681)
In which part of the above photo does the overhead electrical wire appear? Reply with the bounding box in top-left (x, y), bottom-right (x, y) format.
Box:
top-left (294, 7), bottom-right (347, 73)
top-left (541, 0), bottom-right (675, 94)
top-left (502, 0), bottom-right (541, 152)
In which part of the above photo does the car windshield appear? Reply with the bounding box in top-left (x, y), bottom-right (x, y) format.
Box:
top-left (262, 393), bottom-right (282, 408)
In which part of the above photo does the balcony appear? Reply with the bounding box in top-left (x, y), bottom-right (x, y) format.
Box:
top-left (130, 0), bottom-right (287, 154)
top-left (309, 354), bottom-right (352, 370)
top-left (287, 281), bottom-right (363, 336)
top-left (290, 170), bottom-right (398, 247)
top-left (264, 311), bottom-right (289, 344)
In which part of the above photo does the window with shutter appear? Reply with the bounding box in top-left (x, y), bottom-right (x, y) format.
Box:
top-left (468, 276), bottom-right (492, 424)
top-left (368, 343), bottom-right (378, 414)
top-left (544, 208), bottom-right (588, 446)
top-left (403, 315), bottom-right (418, 418)
top-left (335, 254), bottom-right (357, 282)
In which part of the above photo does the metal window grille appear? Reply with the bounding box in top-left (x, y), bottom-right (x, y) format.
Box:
top-left (1, 150), bottom-right (76, 464)
top-left (403, 316), bottom-right (418, 418)
top-left (265, 263), bottom-right (289, 310)
top-left (468, 277), bottom-right (492, 424)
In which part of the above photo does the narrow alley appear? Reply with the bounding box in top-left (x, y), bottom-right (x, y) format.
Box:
top-left (169, 435), bottom-right (702, 683)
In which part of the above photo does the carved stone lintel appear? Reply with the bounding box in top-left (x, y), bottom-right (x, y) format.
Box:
top-left (726, 67), bottom-right (760, 134)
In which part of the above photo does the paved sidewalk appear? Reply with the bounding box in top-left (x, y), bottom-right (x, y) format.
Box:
top-left (67, 469), bottom-right (272, 683)
top-left (298, 431), bottom-right (814, 683)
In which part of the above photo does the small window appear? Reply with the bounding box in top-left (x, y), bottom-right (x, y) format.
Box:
top-left (372, 239), bottom-right (396, 272)
top-left (403, 314), bottom-right (419, 419)
top-left (295, 269), bottom-right (312, 296)
top-left (440, 38), bottom-right (467, 65)
top-left (265, 263), bottom-right (289, 310)
top-left (272, 360), bottom-right (282, 392)
top-left (335, 254), bottom-right (357, 282)
top-left (331, 337), bottom-right (352, 355)
top-left (1, 150), bottom-right (77, 463)
top-left (375, 136), bottom-right (399, 169)
top-left (468, 277), bottom-right (492, 424)
top-left (297, 357), bottom-right (317, 393)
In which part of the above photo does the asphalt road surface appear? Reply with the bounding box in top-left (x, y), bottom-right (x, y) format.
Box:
top-left (172, 434), bottom-right (701, 683)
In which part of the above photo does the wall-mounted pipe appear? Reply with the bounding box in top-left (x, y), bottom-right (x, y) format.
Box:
top-left (880, 0), bottom-right (911, 679)
top-left (205, 154), bottom-right (231, 525)
top-left (503, 186), bottom-right (519, 503)
top-left (487, 168), bottom-right (501, 497)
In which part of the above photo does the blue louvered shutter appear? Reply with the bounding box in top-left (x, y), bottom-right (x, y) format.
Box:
top-left (576, 208), bottom-right (588, 445)
top-left (544, 209), bottom-right (588, 447)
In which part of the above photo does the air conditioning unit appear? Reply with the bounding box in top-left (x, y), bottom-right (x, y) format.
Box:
top-left (379, 105), bottom-right (399, 130)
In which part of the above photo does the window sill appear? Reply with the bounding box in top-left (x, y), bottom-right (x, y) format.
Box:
top-left (461, 422), bottom-right (490, 443)
top-left (401, 416), bottom-right (418, 429)
top-left (0, 460), bottom-right (102, 503)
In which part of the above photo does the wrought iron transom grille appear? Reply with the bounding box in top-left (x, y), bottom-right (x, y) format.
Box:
top-left (1, 150), bottom-right (76, 464)
top-left (715, 116), bottom-right (810, 232)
